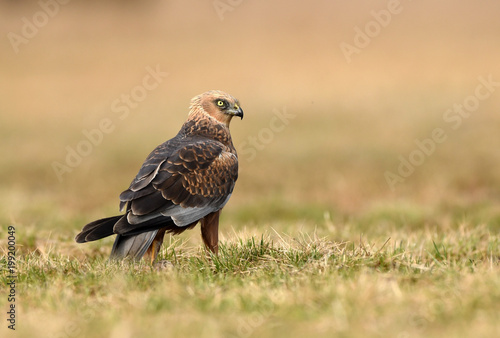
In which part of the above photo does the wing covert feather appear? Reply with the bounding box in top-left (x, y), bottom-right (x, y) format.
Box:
top-left (119, 136), bottom-right (238, 229)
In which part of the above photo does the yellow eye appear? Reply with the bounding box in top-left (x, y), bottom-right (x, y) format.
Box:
top-left (217, 100), bottom-right (225, 107)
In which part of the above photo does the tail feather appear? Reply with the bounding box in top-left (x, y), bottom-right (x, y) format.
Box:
top-left (110, 231), bottom-right (158, 261)
top-left (77, 214), bottom-right (196, 262)
top-left (75, 215), bottom-right (123, 243)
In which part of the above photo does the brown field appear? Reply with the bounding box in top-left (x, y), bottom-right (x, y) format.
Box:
top-left (1, 1), bottom-right (500, 337)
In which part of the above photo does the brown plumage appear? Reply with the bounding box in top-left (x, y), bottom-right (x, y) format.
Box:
top-left (75, 90), bottom-right (243, 262)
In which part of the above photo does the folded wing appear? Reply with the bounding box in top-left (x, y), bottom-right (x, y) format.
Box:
top-left (115, 136), bottom-right (238, 236)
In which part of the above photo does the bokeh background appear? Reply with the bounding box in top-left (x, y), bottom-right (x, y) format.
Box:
top-left (1, 0), bottom-right (500, 244)
top-left (2, 0), bottom-right (500, 239)
top-left (1, 0), bottom-right (500, 337)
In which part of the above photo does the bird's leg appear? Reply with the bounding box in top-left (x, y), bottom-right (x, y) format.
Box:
top-left (144, 228), bottom-right (167, 264)
top-left (200, 211), bottom-right (220, 255)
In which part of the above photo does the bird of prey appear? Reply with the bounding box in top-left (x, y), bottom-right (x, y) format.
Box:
top-left (75, 90), bottom-right (243, 263)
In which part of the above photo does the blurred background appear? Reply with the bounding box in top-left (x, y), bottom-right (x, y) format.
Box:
top-left (1, 0), bottom-right (500, 250)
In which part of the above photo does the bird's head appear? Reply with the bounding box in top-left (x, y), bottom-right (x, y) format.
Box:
top-left (189, 90), bottom-right (243, 126)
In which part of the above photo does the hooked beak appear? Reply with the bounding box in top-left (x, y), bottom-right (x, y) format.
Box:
top-left (230, 104), bottom-right (244, 120)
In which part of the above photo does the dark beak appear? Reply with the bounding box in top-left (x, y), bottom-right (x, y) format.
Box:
top-left (229, 103), bottom-right (243, 120)
top-left (235, 107), bottom-right (244, 120)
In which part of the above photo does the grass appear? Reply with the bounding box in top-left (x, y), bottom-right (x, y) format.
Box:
top-left (1, 222), bottom-right (499, 337)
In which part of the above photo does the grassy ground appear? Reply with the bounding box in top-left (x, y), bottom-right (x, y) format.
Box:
top-left (1, 223), bottom-right (499, 337)
top-left (1, 1), bottom-right (500, 337)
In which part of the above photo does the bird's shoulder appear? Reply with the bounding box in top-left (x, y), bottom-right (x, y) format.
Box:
top-left (120, 129), bottom-right (236, 201)
top-left (181, 114), bottom-right (235, 149)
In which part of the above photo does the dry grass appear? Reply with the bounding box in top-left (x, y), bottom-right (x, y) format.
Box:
top-left (1, 1), bottom-right (500, 337)
top-left (1, 226), bottom-right (499, 338)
